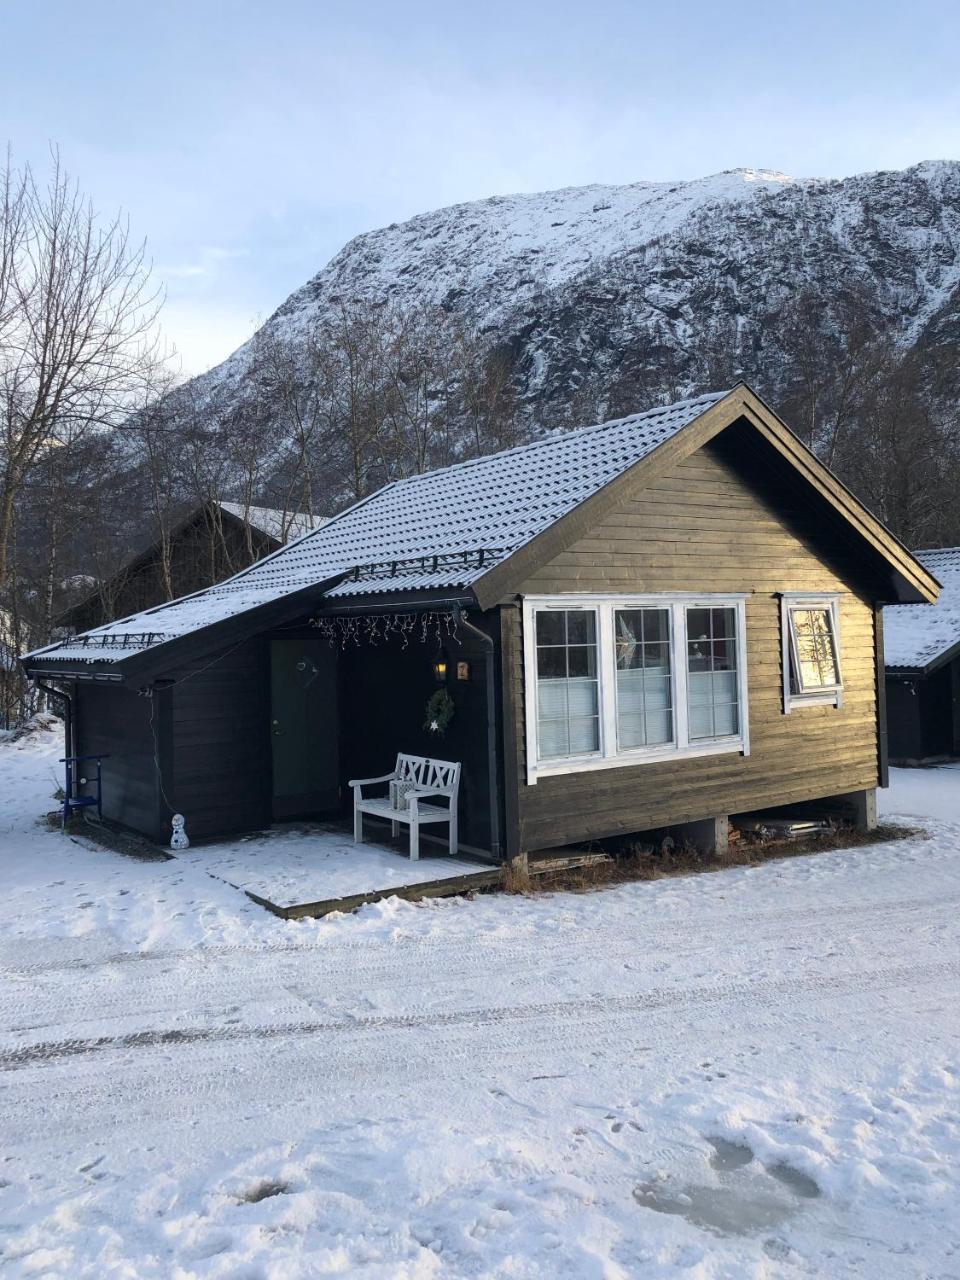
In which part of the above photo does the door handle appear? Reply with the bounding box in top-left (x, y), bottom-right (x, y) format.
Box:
top-left (272, 719), bottom-right (283, 736)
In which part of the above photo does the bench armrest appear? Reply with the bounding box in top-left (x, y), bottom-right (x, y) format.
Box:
top-left (349, 772), bottom-right (397, 791)
top-left (408, 788), bottom-right (453, 810)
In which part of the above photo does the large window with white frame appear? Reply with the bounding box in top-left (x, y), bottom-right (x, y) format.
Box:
top-left (781, 594), bottom-right (843, 711)
top-left (534, 609), bottom-right (600, 759)
top-left (524, 594), bottom-right (749, 782)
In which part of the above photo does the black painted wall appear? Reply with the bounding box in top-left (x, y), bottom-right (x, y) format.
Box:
top-left (165, 636), bottom-right (273, 843)
top-left (336, 620), bottom-right (494, 852)
top-left (71, 612), bottom-right (501, 851)
top-left (75, 682), bottom-right (163, 841)
top-left (886, 659), bottom-right (960, 762)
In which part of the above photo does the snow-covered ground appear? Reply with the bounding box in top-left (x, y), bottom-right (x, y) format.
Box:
top-left (1, 720), bottom-right (959, 1278)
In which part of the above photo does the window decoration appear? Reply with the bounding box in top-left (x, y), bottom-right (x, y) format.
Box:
top-left (522, 594), bottom-right (749, 783)
top-left (781, 595), bottom-right (842, 711)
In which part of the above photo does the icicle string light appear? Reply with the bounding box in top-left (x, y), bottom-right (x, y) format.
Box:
top-left (310, 609), bottom-right (460, 649)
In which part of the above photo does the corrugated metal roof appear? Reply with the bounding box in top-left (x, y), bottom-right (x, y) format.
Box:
top-left (24, 390), bottom-right (728, 667)
top-left (884, 547), bottom-right (959, 671)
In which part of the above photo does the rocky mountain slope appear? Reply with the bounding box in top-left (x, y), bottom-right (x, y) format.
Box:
top-left (192, 161), bottom-right (960, 424)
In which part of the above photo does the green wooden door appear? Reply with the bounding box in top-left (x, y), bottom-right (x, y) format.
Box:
top-left (270, 637), bottom-right (339, 819)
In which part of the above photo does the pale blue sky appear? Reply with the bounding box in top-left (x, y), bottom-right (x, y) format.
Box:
top-left (3, 0), bottom-right (958, 374)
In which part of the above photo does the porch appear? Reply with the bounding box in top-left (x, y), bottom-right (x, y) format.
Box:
top-left (173, 820), bottom-right (499, 919)
top-left (262, 601), bottom-right (502, 858)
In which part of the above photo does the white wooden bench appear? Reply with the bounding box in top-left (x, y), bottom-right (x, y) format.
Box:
top-left (349, 754), bottom-right (461, 860)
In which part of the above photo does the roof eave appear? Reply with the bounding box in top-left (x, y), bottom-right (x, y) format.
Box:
top-left (24, 575), bottom-right (349, 685)
top-left (886, 636), bottom-right (960, 678)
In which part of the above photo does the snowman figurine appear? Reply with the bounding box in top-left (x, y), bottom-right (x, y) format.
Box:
top-left (170, 813), bottom-right (190, 851)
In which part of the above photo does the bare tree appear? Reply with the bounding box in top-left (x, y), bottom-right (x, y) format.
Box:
top-left (0, 149), bottom-right (163, 591)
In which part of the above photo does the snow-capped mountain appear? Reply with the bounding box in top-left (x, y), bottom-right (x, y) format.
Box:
top-left (191, 162), bottom-right (960, 423)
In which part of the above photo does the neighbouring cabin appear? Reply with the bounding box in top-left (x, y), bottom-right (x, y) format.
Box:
top-left (884, 547), bottom-right (960, 763)
top-left (23, 385), bottom-right (939, 867)
top-left (59, 501), bottom-right (324, 635)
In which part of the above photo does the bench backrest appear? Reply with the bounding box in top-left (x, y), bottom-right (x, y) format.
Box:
top-left (396, 753), bottom-right (460, 796)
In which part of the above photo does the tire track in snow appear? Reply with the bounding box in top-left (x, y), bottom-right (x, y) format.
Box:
top-left (3, 957), bottom-right (956, 1072)
top-left (2, 888), bottom-right (956, 1037)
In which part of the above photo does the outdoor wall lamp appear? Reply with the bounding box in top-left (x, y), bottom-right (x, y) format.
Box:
top-left (433, 650), bottom-right (448, 683)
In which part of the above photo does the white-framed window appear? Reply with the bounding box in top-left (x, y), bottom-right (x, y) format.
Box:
top-left (534, 608), bottom-right (601, 759)
top-left (522, 594), bottom-right (750, 783)
top-left (780, 594), bottom-right (843, 712)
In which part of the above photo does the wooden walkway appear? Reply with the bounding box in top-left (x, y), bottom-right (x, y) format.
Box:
top-left (246, 864), bottom-right (504, 919)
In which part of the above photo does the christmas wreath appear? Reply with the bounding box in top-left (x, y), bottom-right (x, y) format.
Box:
top-left (424, 688), bottom-right (455, 736)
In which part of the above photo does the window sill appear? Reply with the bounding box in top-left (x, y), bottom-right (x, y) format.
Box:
top-left (784, 690), bottom-right (843, 713)
top-left (528, 737), bottom-right (747, 784)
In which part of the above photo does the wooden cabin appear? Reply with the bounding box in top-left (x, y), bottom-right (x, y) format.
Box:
top-left (884, 547), bottom-right (960, 763)
top-left (23, 386), bottom-right (939, 862)
top-left (59, 501), bottom-right (324, 634)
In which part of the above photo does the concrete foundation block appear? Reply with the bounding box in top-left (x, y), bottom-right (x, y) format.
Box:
top-left (839, 787), bottom-right (878, 832)
top-left (668, 815), bottom-right (729, 855)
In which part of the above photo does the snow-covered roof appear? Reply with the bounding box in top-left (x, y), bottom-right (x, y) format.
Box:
top-left (24, 391), bottom-right (727, 669)
top-left (884, 548), bottom-right (959, 672)
top-left (219, 502), bottom-right (326, 543)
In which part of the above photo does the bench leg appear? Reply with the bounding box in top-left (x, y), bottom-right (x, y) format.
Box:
top-left (409, 819), bottom-right (419, 861)
top-left (449, 811), bottom-right (458, 856)
top-left (391, 819), bottom-right (399, 839)
top-left (354, 804), bottom-right (363, 844)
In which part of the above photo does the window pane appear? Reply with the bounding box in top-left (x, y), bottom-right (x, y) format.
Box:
top-left (536, 611), bottom-right (565, 645)
top-left (687, 606), bottom-right (741, 740)
top-left (567, 644), bottom-right (597, 679)
top-left (537, 647), bottom-right (566, 679)
top-left (538, 717), bottom-right (570, 759)
top-left (790, 608), bottom-right (839, 690)
top-left (535, 609), bottom-right (600, 760)
top-left (643, 610), bottom-right (670, 645)
top-left (537, 680), bottom-right (570, 720)
top-left (615, 608), bottom-right (674, 749)
top-left (615, 611), bottom-right (642, 668)
top-left (687, 609), bottom-right (711, 644)
top-left (689, 701), bottom-right (715, 739)
top-left (566, 677), bottom-right (599, 717)
top-left (713, 702), bottom-right (740, 737)
top-left (711, 607), bottom-right (736, 639)
top-left (568, 715), bottom-right (600, 754)
top-left (712, 638), bottom-right (737, 670)
top-left (566, 610), bottom-right (596, 645)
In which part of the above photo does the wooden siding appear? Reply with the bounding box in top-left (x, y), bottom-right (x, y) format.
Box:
top-left (75, 682), bottom-right (162, 841)
top-left (507, 431), bottom-right (883, 851)
top-left (62, 511), bottom-right (277, 633)
top-left (166, 637), bottom-right (272, 842)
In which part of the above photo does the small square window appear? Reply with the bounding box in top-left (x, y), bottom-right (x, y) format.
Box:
top-left (782, 596), bottom-right (842, 710)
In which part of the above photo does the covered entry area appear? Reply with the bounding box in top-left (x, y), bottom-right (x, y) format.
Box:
top-left (266, 602), bottom-right (502, 859)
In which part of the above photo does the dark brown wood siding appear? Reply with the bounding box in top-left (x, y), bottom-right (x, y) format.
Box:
top-left (166, 636), bottom-right (272, 842)
top-left (508, 432), bottom-right (883, 851)
top-left (75, 682), bottom-right (163, 840)
top-left (62, 511), bottom-right (278, 633)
